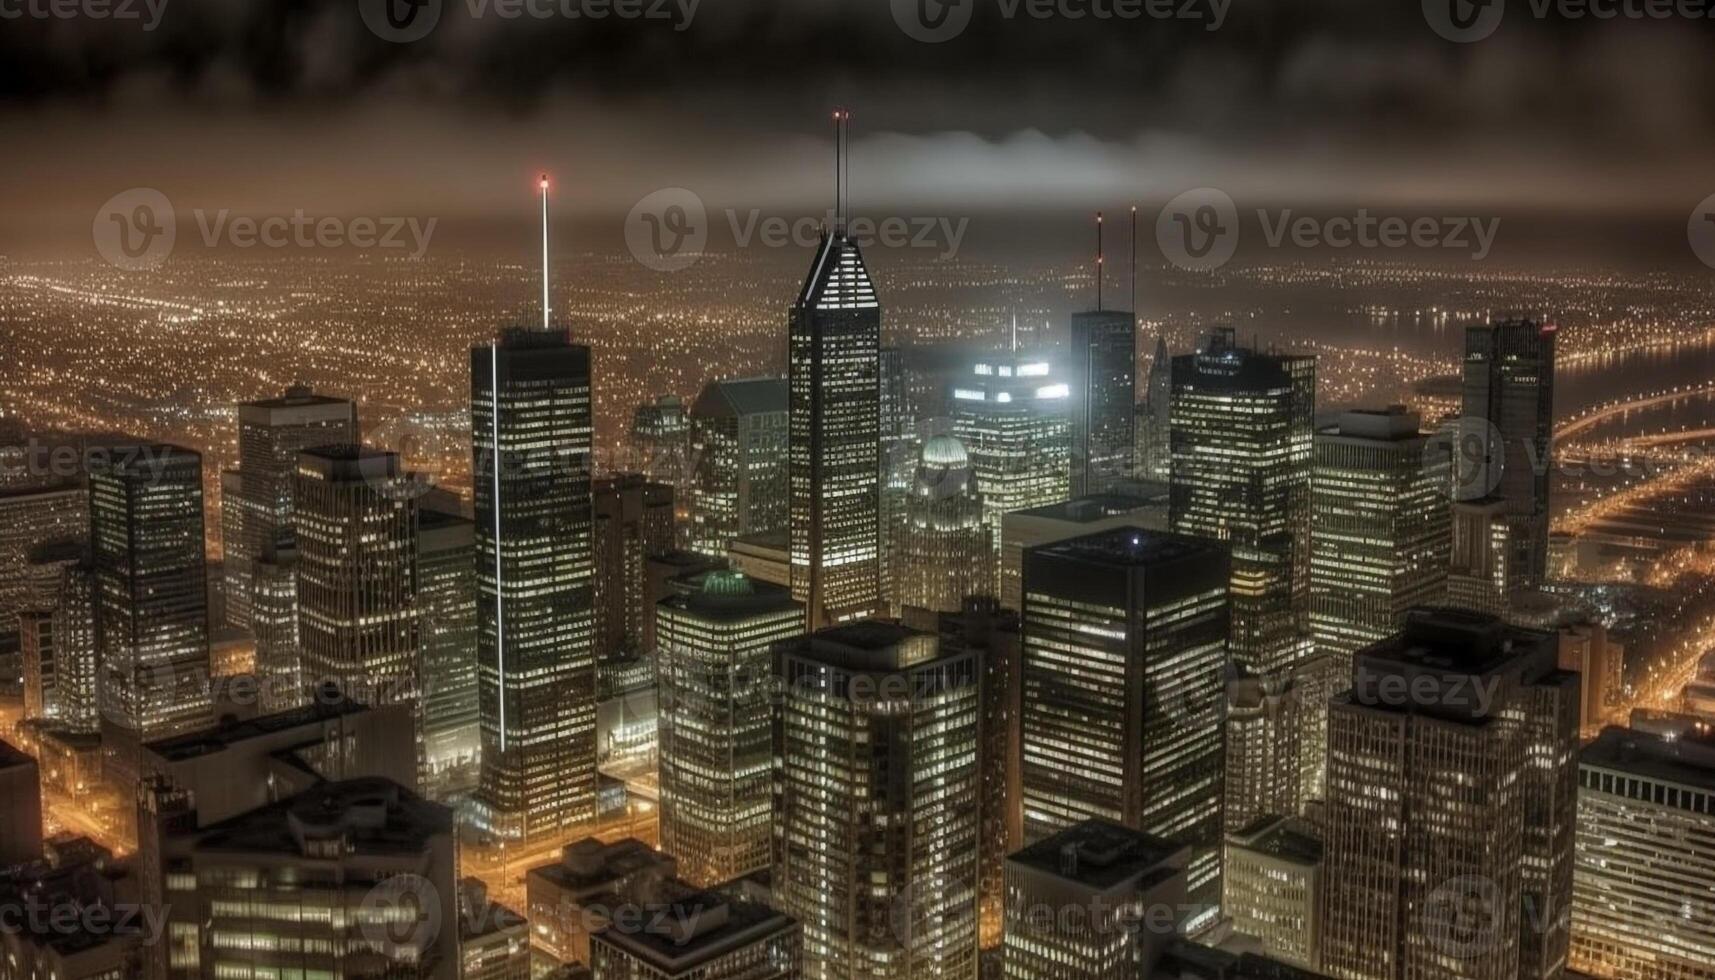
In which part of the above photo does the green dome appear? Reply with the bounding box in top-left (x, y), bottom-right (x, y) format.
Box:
top-left (702, 570), bottom-right (755, 597)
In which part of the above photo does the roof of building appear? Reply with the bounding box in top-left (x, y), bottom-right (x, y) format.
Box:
top-left (1010, 493), bottom-right (1160, 523)
top-left (143, 695), bottom-right (372, 762)
top-left (1007, 818), bottom-right (1187, 892)
top-left (187, 777), bottom-right (452, 858)
top-left (1228, 815), bottom-right (1323, 866)
top-left (692, 377), bottom-right (788, 419)
top-left (1582, 723), bottom-right (1715, 792)
top-left (1032, 526), bottom-right (1223, 568)
top-left (778, 620), bottom-right (953, 673)
top-left (594, 891), bottom-right (796, 973)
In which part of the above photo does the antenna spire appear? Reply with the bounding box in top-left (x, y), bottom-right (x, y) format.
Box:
top-left (1096, 211), bottom-right (1104, 312)
top-left (832, 108), bottom-right (850, 236)
top-left (539, 173), bottom-right (551, 330)
top-left (1011, 310), bottom-right (1018, 353)
top-left (1129, 205), bottom-right (1137, 315)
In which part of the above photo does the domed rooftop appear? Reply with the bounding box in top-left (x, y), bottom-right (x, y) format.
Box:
top-left (921, 434), bottom-right (969, 468)
top-left (701, 569), bottom-right (755, 597)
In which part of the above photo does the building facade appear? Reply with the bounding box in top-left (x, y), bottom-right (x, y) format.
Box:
top-left (1067, 309), bottom-right (1136, 497)
top-left (892, 435), bottom-right (994, 615)
top-left (949, 348), bottom-right (1072, 531)
top-left (686, 377), bottom-right (789, 560)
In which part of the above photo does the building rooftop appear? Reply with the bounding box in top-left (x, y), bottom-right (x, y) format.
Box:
top-left (692, 376), bottom-right (788, 418)
top-left (1582, 722), bottom-right (1715, 792)
top-left (528, 838), bottom-right (675, 895)
top-left (780, 620), bottom-right (947, 673)
top-left (143, 695), bottom-right (372, 762)
top-left (0, 737), bottom-right (34, 772)
top-left (1007, 818), bottom-right (1188, 892)
top-left (1032, 526), bottom-right (1223, 568)
top-left (243, 385), bottom-right (351, 410)
top-left (1318, 405), bottom-right (1424, 442)
top-left (1228, 815), bottom-right (1323, 866)
top-left (594, 891), bottom-right (796, 973)
top-left (659, 571), bottom-right (798, 624)
top-left (1347, 608), bottom-right (1563, 721)
top-left (189, 777), bottom-right (452, 858)
top-left (1011, 494), bottom-right (1159, 523)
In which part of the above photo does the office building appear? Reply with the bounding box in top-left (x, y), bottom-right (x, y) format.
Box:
top-left (1170, 327), bottom-right (1316, 677)
top-left (0, 738), bottom-right (42, 867)
top-left (787, 229), bottom-right (884, 629)
top-left (1067, 309), bottom-right (1137, 496)
top-left (773, 621), bottom-right (981, 980)
top-left (1571, 721), bottom-right (1715, 979)
top-left (632, 393), bottom-right (692, 491)
top-left (1223, 674), bottom-right (1302, 833)
top-left (1018, 527), bottom-right (1228, 923)
top-left (686, 377), bottom-right (789, 559)
top-left (460, 879), bottom-right (532, 980)
top-left (221, 386), bottom-right (359, 632)
top-left (892, 435), bottom-right (994, 615)
top-left (18, 543), bottom-right (94, 733)
top-left (1223, 815), bottom-right (1324, 971)
top-left (89, 444), bottom-right (214, 788)
top-left (1459, 319), bottom-right (1555, 591)
top-left (417, 503), bottom-right (479, 801)
top-left (593, 473), bottom-right (676, 659)
top-left (293, 446), bottom-right (420, 763)
top-left (145, 776), bottom-right (458, 980)
top-left (949, 348), bottom-right (1072, 530)
top-left (1002, 819), bottom-right (1189, 980)
top-left (1309, 407), bottom-right (1450, 660)
top-left (1320, 609), bottom-right (1579, 980)
top-left (471, 327), bottom-right (598, 840)
top-left (0, 838), bottom-right (147, 979)
top-left (589, 889), bottom-right (802, 980)
top-left (935, 597), bottom-right (1022, 951)
top-left (998, 493), bottom-right (1166, 611)
top-left (526, 837), bottom-right (680, 969)
top-left (1137, 334), bottom-right (1173, 482)
top-left (249, 549), bottom-right (302, 714)
top-left (656, 571), bottom-right (802, 888)
top-left (0, 482), bottom-right (84, 642)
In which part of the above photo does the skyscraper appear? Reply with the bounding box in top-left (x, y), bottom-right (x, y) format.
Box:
top-left (292, 446), bottom-right (421, 774)
top-left (590, 889), bottom-right (803, 980)
top-left (949, 347), bottom-right (1072, 530)
top-left (787, 224), bottom-right (883, 628)
top-left (1169, 327), bottom-right (1316, 677)
top-left (892, 435), bottom-right (993, 615)
top-left (1003, 820), bottom-right (1190, 980)
top-left (655, 570), bottom-right (802, 887)
top-left (1459, 318), bottom-right (1555, 593)
top-left (592, 473), bottom-right (675, 659)
top-left (417, 501), bottom-right (479, 802)
top-left (471, 326), bottom-right (598, 839)
top-left (687, 377), bottom-right (789, 559)
top-left (1309, 407), bottom-right (1451, 661)
top-left (1137, 333), bottom-right (1172, 482)
top-left (1067, 309), bottom-right (1137, 497)
top-left (1571, 719), bottom-right (1715, 979)
top-left (773, 621), bottom-right (980, 980)
top-left (1319, 609), bottom-right (1579, 980)
top-left (1018, 527), bottom-right (1229, 923)
top-left (0, 481), bottom-right (85, 645)
top-left (89, 444), bottom-right (214, 787)
top-left (221, 386), bottom-right (359, 632)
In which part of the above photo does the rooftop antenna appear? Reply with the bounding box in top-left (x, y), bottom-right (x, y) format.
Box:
top-left (1129, 205), bottom-right (1137, 315)
top-left (1095, 211), bottom-right (1104, 311)
top-left (1011, 310), bottom-right (1018, 353)
top-left (833, 108), bottom-right (850, 236)
top-left (539, 173), bottom-right (551, 330)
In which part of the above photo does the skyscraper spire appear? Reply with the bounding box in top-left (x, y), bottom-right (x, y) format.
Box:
top-left (1011, 310), bottom-right (1018, 352)
top-left (832, 108), bottom-right (850, 236)
top-left (1130, 204), bottom-right (1137, 314)
top-left (1095, 211), bottom-right (1104, 311)
top-left (540, 173), bottom-right (551, 329)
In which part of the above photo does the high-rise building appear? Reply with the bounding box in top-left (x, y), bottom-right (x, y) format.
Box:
top-left (589, 889), bottom-right (803, 980)
top-left (1571, 720), bottom-right (1715, 979)
top-left (89, 444), bottom-right (214, 788)
top-left (1170, 327), bottom-right (1316, 677)
top-left (1137, 333), bottom-right (1172, 482)
top-left (933, 597), bottom-right (1022, 951)
top-left (892, 435), bottom-right (993, 615)
top-left (773, 621), bottom-right (980, 980)
top-left (1459, 319), bottom-right (1555, 592)
top-left (998, 493), bottom-right (1167, 612)
top-left (0, 738), bottom-right (42, 867)
top-left (459, 879), bottom-right (532, 980)
top-left (631, 393), bottom-right (692, 489)
top-left (525, 837), bottom-right (680, 969)
top-left (146, 776), bottom-right (458, 980)
top-left (1223, 815), bottom-right (1324, 971)
top-left (656, 570), bottom-right (802, 888)
top-left (788, 227), bottom-right (884, 629)
top-left (949, 348), bottom-right (1072, 531)
top-left (1310, 407), bottom-right (1450, 660)
top-left (1319, 609), bottom-right (1579, 980)
top-left (0, 482), bottom-right (84, 643)
top-left (1018, 527), bottom-right (1228, 923)
top-left (19, 548), bottom-right (96, 735)
top-left (417, 502), bottom-right (479, 802)
top-left (1067, 309), bottom-right (1137, 496)
top-left (593, 473), bottom-right (675, 659)
top-left (293, 447), bottom-right (421, 774)
top-left (249, 549), bottom-right (302, 714)
top-left (1222, 674), bottom-right (1302, 833)
top-left (471, 326), bottom-right (598, 840)
top-left (1003, 819), bottom-right (1190, 980)
top-left (880, 345), bottom-right (911, 442)
top-left (686, 377), bottom-right (789, 559)
top-left (221, 386), bottom-right (358, 632)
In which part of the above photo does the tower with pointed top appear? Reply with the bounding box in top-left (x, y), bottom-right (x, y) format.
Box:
top-left (470, 177), bottom-right (598, 839)
top-left (789, 110), bottom-right (884, 629)
top-left (1069, 213), bottom-right (1138, 496)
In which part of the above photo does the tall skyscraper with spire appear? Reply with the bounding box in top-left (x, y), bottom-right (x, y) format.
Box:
top-left (789, 110), bottom-right (884, 629)
top-left (471, 176), bottom-right (598, 839)
top-left (1068, 213), bottom-right (1137, 496)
